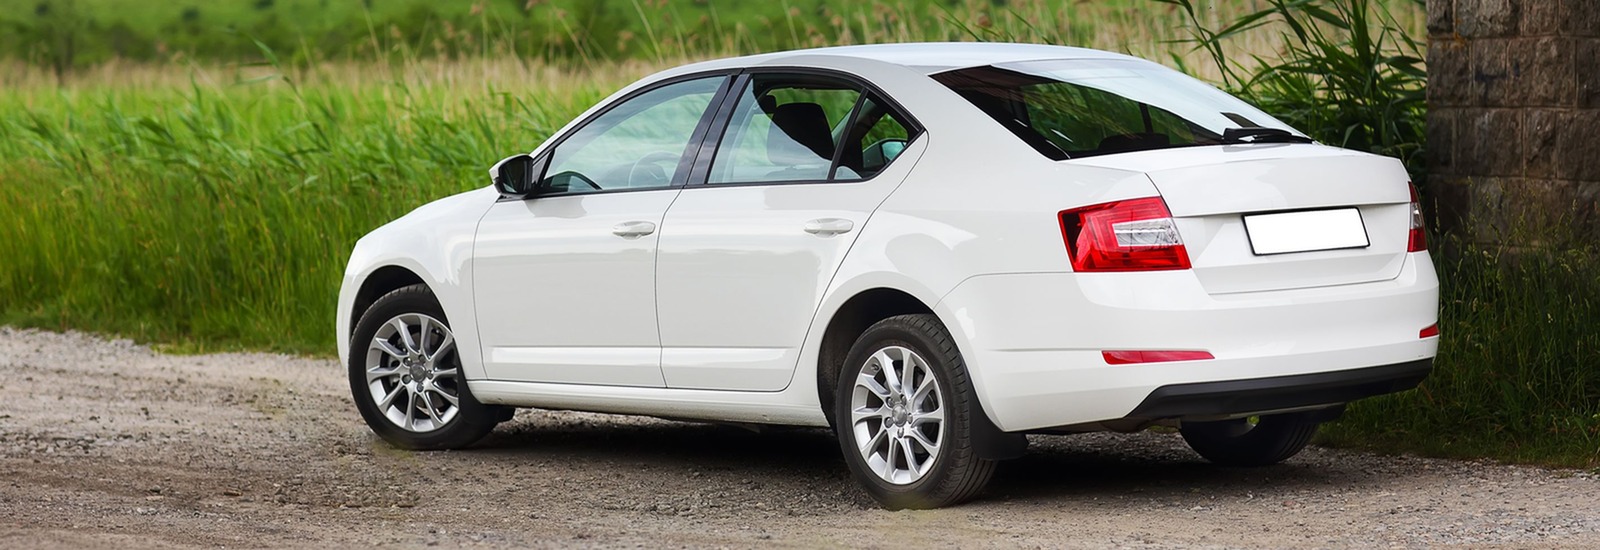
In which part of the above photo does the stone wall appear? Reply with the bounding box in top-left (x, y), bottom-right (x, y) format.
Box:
top-left (1426, 0), bottom-right (1600, 243)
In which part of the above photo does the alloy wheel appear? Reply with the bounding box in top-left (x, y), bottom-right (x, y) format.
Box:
top-left (363, 313), bottom-right (461, 433)
top-left (849, 345), bottom-right (945, 485)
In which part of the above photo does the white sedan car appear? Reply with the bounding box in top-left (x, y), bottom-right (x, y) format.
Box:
top-left (337, 43), bottom-right (1438, 509)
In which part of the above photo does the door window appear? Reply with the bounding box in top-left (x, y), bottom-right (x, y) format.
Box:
top-left (538, 76), bottom-right (724, 194)
top-left (707, 74), bottom-right (916, 185)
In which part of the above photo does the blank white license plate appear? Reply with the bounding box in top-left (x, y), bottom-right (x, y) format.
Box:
top-left (1243, 208), bottom-right (1370, 255)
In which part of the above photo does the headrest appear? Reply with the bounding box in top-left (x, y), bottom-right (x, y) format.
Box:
top-left (767, 102), bottom-right (834, 166)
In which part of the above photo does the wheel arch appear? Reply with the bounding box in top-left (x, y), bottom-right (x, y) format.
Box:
top-left (813, 286), bottom-right (1026, 460)
top-left (816, 287), bottom-right (934, 427)
top-left (349, 265), bottom-right (429, 340)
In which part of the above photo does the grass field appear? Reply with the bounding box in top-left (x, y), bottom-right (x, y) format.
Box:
top-left (0, 57), bottom-right (633, 353)
top-left (2, 0), bottom-right (1423, 81)
top-left (5, 0), bottom-right (1600, 469)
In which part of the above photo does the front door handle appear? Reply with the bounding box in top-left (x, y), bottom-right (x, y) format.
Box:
top-left (611, 221), bottom-right (657, 238)
top-left (803, 218), bottom-right (854, 236)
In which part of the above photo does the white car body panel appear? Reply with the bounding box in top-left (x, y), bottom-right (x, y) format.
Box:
top-left (473, 189), bottom-right (681, 387)
top-left (337, 186), bottom-right (499, 380)
top-left (935, 256), bottom-right (1438, 432)
top-left (338, 43), bottom-right (1439, 436)
top-left (654, 138), bottom-right (928, 391)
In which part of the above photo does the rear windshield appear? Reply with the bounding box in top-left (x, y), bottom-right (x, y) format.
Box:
top-left (931, 59), bottom-right (1303, 160)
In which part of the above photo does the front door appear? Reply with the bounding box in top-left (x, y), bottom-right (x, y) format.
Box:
top-left (474, 75), bottom-right (729, 387)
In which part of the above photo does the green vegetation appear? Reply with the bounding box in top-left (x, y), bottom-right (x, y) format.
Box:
top-left (2, 0), bottom-right (1420, 80)
top-left (0, 60), bottom-right (624, 353)
top-left (1161, 0), bottom-right (1426, 175)
top-left (2, 0), bottom-right (1597, 468)
top-left (1322, 231), bottom-right (1600, 467)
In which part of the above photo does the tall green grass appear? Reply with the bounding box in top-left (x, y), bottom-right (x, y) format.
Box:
top-left (0, 60), bottom-right (630, 353)
top-left (1322, 227), bottom-right (1600, 467)
top-left (1160, 0), bottom-right (1426, 175)
top-left (2, 0), bottom-right (1424, 84)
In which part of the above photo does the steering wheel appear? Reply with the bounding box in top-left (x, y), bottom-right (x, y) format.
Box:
top-left (626, 151), bottom-right (681, 188)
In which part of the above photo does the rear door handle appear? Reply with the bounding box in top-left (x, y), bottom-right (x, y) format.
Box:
top-left (803, 218), bottom-right (854, 236)
top-left (611, 221), bottom-right (657, 238)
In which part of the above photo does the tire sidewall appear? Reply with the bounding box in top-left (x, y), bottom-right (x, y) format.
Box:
top-left (348, 286), bottom-right (495, 450)
top-left (1180, 413), bottom-right (1319, 466)
top-left (834, 319), bottom-right (971, 508)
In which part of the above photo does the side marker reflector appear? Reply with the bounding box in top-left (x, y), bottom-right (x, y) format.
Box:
top-left (1103, 350), bottom-right (1215, 365)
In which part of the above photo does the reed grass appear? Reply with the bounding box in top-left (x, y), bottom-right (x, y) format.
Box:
top-left (0, 59), bottom-right (639, 353)
top-left (1321, 229), bottom-right (1600, 468)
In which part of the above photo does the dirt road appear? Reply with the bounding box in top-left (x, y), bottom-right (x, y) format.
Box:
top-left (2, 326), bottom-right (1597, 548)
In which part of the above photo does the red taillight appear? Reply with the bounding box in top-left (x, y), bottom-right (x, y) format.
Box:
top-left (1102, 350), bottom-right (1215, 365)
top-left (1407, 184), bottom-right (1427, 252)
top-left (1419, 324), bottom-right (1439, 338)
top-left (1060, 197), bottom-right (1191, 272)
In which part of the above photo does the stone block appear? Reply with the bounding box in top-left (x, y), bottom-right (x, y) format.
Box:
top-left (1519, 0), bottom-right (1561, 36)
top-left (1495, 179), bottom-right (1600, 244)
top-left (1524, 109), bottom-right (1564, 179)
top-left (1425, 175), bottom-right (1473, 238)
top-left (1461, 108), bottom-right (1525, 177)
top-left (1457, 0), bottom-right (1519, 38)
top-left (1523, 37), bottom-right (1576, 106)
top-left (1428, 0), bottom-right (1454, 35)
top-left (1428, 107), bottom-right (1458, 175)
top-left (1469, 38), bottom-right (1517, 106)
top-left (1564, 0), bottom-right (1600, 37)
top-left (1579, 38), bottom-right (1600, 108)
top-left (1428, 39), bottom-right (1473, 107)
top-left (1564, 110), bottom-right (1600, 181)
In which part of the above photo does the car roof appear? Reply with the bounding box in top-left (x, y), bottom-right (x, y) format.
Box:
top-left (677, 42), bottom-right (1147, 75)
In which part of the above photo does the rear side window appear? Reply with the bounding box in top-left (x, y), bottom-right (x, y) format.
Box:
top-left (931, 59), bottom-right (1301, 160)
top-left (708, 73), bottom-right (917, 185)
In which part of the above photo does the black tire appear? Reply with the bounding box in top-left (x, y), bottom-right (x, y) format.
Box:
top-left (349, 284), bottom-right (505, 450)
top-left (1179, 412), bottom-right (1320, 466)
top-left (834, 314), bottom-right (996, 510)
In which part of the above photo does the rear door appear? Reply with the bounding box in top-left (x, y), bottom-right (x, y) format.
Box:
top-left (653, 71), bottom-right (925, 391)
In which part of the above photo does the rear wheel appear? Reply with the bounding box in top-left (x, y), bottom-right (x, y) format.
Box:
top-left (835, 314), bottom-right (996, 510)
top-left (349, 284), bottom-right (505, 450)
top-left (1179, 412), bottom-right (1320, 466)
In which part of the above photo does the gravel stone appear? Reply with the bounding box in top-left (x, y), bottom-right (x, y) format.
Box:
top-left (2, 326), bottom-right (1599, 548)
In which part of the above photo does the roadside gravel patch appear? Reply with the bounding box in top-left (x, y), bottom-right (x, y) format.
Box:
top-left (2, 326), bottom-right (1597, 548)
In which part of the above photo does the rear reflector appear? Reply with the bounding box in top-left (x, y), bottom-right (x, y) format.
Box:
top-left (1408, 184), bottom-right (1427, 252)
top-left (1102, 350), bottom-right (1215, 365)
top-left (1060, 197), bottom-right (1191, 272)
top-left (1419, 324), bottom-right (1439, 338)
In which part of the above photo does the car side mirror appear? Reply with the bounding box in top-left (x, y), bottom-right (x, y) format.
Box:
top-left (491, 154), bottom-right (545, 198)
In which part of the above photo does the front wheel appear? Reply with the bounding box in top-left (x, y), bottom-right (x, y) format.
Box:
top-left (349, 284), bottom-right (505, 450)
top-left (834, 314), bottom-right (996, 510)
top-left (1179, 412), bottom-right (1321, 466)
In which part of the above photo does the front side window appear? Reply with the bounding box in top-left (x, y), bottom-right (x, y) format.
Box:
top-left (932, 59), bottom-right (1303, 160)
top-left (708, 73), bottom-right (916, 185)
top-left (538, 76), bottom-right (724, 194)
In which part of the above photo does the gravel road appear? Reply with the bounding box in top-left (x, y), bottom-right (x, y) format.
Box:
top-left (2, 326), bottom-right (1598, 549)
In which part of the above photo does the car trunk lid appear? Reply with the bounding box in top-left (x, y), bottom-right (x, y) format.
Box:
top-left (1070, 144), bottom-right (1414, 294)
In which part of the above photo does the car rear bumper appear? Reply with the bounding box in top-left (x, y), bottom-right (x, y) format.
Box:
top-left (933, 253), bottom-right (1439, 432)
top-left (1124, 358), bottom-right (1431, 419)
